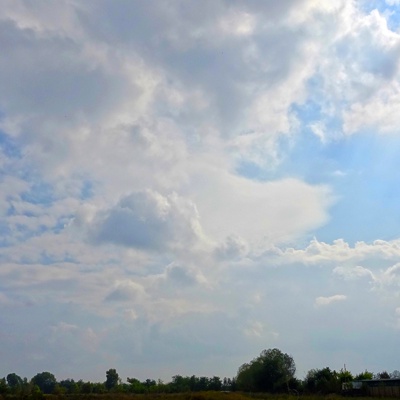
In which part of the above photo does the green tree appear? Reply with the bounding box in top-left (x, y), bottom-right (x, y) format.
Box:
top-left (31, 372), bottom-right (56, 394)
top-left (21, 378), bottom-right (32, 397)
top-left (6, 373), bottom-right (23, 393)
top-left (236, 348), bottom-right (296, 393)
top-left (127, 377), bottom-right (146, 393)
top-left (170, 375), bottom-right (190, 392)
top-left (92, 382), bottom-right (106, 393)
top-left (338, 369), bottom-right (353, 383)
top-left (209, 376), bottom-right (222, 391)
top-left (0, 378), bottom-right (7, 394)
top-left (354, 370), bottom-right (373, 380)
top-left (81, 381), bottom-right (93, 394)
top-left (304, 367), bottom-right (340, 394)
top-left (31, 384), bottom-right (44, 400)
top-left (59, 379), bottom-right (79, 394)
top-left (197, 377), bottom-right (209, 391)
top-left (105, 369), bottom-right (119, 391)
top-left (376, 371), bottom-right (390, 379)
top-left (236, 362), bottom-right (255, 391)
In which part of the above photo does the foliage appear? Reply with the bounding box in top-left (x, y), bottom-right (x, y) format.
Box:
top-left (6, 372), bottom-right (23, 390)
top-left (31, 384), bottom-right (44, 400)
top-left (59, 379), bottom-right (79, 394)
top-left (337, 369), bottom-right (353, 383)
top-left (31, 371), bottom-right (57, 394)
top-left (236, 348), bottom-right (296, 393)
top-left (304, 367), bottom-right (341, 394)
top-left (0, 378), bottom-right (7, 395)
top-left (354, 370), bottom-right (373, 380)
top-left (105, 369), bottom-right (120, 391)
top-left (391, 370), bottom-right (400, 379)
top-left (3, 347), bottom-right (400, 397)
top-left (375, 371), bottom-right (390, 379)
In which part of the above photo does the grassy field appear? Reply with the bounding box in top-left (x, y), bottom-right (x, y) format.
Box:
top-left (1, 390), bottom-right (397, 400)
top-left (3, 392), bottom-right (389, 400)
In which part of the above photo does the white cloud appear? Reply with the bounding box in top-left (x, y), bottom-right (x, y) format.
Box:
top-left (2, 0), bottom-right (400, 382)
top-left (244, 321), bottom-right (264, 338)
top-left (333, 265), bottom-right (375, 281)
top-left (90, 190), bottom-right (207, 253)
top-left (189, 173), bottom-right (333, 248)
top-left (51, 322), bottom-right (79, 333)
top-left (215, 235), bottom-right (249, 260)
top-left (386, 0), bottom-right (400, 5)
top-left (105, 280), bottom-right (146, 303)
top-left (315, 294), bottom-right (347, 307)
top-left (165, 263), bottom-right (207, 286)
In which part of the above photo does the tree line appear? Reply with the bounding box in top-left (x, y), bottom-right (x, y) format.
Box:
top-left (0, 370), bottom-right (236, 397)
top-left (1, 348), bottom-right (399, 397)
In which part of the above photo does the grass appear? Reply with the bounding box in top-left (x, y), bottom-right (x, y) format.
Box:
top-left (1, 392), bottom-right (395, 400)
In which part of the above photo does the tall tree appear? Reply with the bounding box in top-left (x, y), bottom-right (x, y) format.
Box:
top-left (236, 348), bottom-right (296, 393)
top-left (304, 367), bottom-right (340, 394)
top-left (31, 372), bottom-right (56, 394)
top-left (6, 373), bottom-right (23, 392)
top-left (105, 369), bottom-right (119, 390)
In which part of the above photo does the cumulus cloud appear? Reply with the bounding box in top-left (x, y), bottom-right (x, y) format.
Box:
top-left (2, 0), bottom-right (400, 382)
top-left (333, 265), bottom-right (375, 281)
top-left (215, 235), bottom-right (249, 260)
top-left (189, 173), bottom-right (333, 247)
top-left (105, 280), bottom-right (146, 303)
top-left (380, 263), bottom-right (400, 287)
top-left (90, 190), bottom-right (206, 253)
top-left (165, 263), bottom-right (207, 286)
top-left (276, 238), bottom-right (400, 265)
top-left (315, 294), bottom-right (347, 307)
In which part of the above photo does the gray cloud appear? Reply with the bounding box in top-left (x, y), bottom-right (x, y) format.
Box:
top-left (90, 190), bottom-right (204, 252)
top-left (2, 0), bottom-right (400, 383)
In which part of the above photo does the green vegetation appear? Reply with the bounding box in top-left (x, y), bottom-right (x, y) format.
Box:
top-left (0, 348), bottom-right (398, 399)
top-left (236, 349), bottom-right (296, 393)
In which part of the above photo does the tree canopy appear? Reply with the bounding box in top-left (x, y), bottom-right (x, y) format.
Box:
top-left (31, 372), bottom-right (57, 394)
top-left (0, 351), bottom-right (396, 396)
top-left (105, 369), bottom-right (120, 390)
top-left (236, 348), bottom-right (296, 393)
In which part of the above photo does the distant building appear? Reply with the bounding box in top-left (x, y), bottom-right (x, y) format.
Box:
top-left (344, 379), bottom-right (400, 397)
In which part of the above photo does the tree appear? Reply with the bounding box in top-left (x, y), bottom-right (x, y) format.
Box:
top-left (31, 372), bottom-right (56, 394)
top-left (6, 373), bottom-right (23, 393)
top-left (391, 370), bottom-right (400, 379)
top-left (127, 378), bottom-right (146, 393)
top-left (31, 384), bottom-right (44, 400)
top-left (304, 367), bottom-right (340, 394)
top-left (354, 370), bottom-right (373, 380)
top-left (170, 375), bottom-right (190, 392)
top-left (59, 379), bottom-right (79, 394)
top-left (236, 348), bottom-right (296, 393)
top-left (105, 369), bottom-right (119, 390)
top-left (376, 371), bottom-right (390, 379)
top-left (0, 378), bottom-right (7, 394)
top-left (209, 376), bottom-right (222, 391)
top-left (337, 369), bottom-right (353, 383)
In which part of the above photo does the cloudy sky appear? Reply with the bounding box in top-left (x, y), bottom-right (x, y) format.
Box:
top-left (1, 0), bottom-right (400, 383)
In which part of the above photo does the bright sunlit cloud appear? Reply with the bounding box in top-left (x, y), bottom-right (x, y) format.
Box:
top-left (1, 0), bottom-right (400, 382)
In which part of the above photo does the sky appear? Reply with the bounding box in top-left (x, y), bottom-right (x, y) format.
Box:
top-left (1, 0), bottom-right (400, 384)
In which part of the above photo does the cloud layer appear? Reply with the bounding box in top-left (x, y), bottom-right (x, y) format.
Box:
top-left (1, 0), bottom-right (400, 382)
